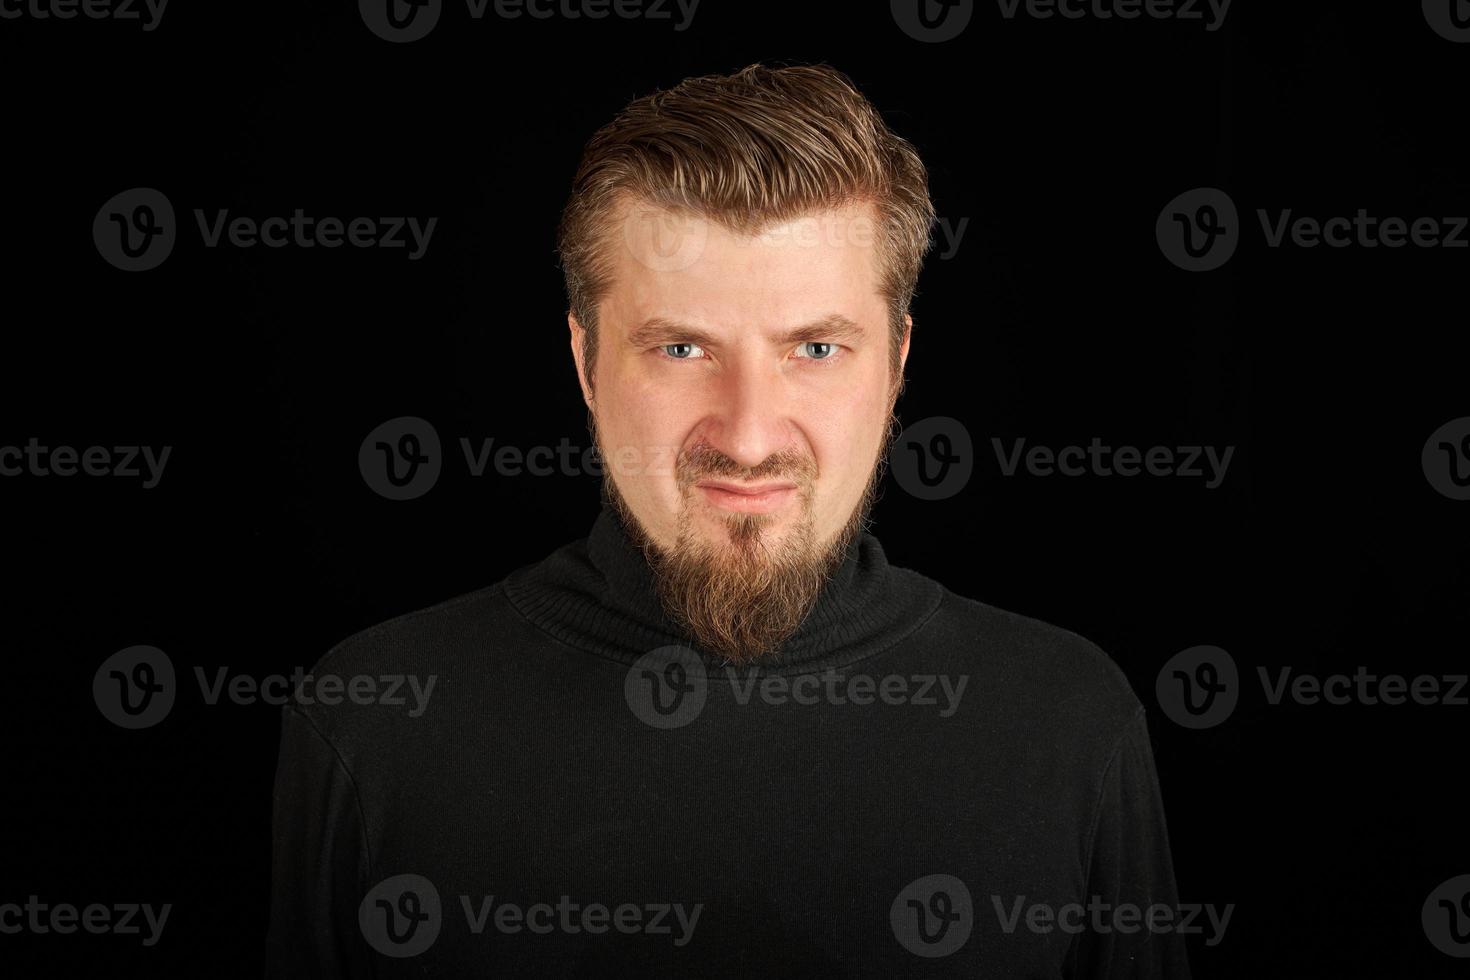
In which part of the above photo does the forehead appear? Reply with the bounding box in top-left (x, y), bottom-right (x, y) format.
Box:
top-left (602, 198), bottom-right (887, 332)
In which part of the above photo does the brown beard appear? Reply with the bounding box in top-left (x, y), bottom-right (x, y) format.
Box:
top-left (594, 411), bottom-right (898, 666)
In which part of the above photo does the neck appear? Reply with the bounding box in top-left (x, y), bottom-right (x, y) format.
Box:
top-left (501, 501), bottom-right (944, 675)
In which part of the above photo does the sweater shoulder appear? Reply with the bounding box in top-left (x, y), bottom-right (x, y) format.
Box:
top-left (285, 577), bottom-right (533, 740)
top-left (308, 582), bottom-right (510, 679)
top-left (922, 580), bottom-right (1144, 727)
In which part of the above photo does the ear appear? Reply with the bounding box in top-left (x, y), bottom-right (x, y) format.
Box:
top-left (569, 312), bottom-right (594, 408)
top-left (889, 313), bottom-right (913, 402)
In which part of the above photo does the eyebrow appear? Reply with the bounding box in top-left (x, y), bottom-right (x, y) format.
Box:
top-left (625, 314), bottom-right (866, 351)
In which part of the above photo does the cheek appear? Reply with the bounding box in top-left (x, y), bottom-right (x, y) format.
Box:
top-left (597, 374), bottom-right (692, 471)
top-left (807, 375), bottom-right (891, 481)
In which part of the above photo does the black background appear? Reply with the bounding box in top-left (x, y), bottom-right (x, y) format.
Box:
top-left (2, 0), bottom-right (1467, 976)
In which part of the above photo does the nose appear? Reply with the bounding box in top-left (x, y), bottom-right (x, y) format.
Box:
top-left (697, 352), bottom-right (798, 473)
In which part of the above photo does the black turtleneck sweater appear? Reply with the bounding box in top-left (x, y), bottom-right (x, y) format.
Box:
top-left (265, 506), bottom-right (1191, 978)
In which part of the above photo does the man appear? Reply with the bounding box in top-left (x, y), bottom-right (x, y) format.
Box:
top-left (266, 63), bottom-right (1190, 977)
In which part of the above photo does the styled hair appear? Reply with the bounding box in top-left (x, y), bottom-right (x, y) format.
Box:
top-left (556, 62), bottom-right (937, 389)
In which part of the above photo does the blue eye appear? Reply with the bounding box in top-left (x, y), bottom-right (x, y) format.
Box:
top-left (662, 343), bottom-right (703, 359)
top-left (796, 342), bottom-right (836, 359)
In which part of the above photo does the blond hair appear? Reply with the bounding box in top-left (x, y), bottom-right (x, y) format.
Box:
top-left (556, 62), bottom-right (937, 387)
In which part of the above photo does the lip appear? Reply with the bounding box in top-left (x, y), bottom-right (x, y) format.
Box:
top-left (695, 480), bottom-right (798, 514)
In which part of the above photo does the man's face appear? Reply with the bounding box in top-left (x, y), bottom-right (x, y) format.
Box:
top-left (570, 198), bottom-right (910, 662)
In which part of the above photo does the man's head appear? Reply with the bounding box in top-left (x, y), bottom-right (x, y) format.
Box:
top-left (556, 63), bottom-right (935, 665)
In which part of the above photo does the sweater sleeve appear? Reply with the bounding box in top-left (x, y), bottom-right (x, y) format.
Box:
top-left (1065, 708), bottom-right (1193, 979)
top-left (263, 705), bottom-right (374, 979)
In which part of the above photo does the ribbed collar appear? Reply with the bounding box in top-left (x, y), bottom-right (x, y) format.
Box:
top-left (502, 504), bottom-right (943, 676)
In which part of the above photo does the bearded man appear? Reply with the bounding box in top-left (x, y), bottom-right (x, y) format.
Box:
top-left (266, 63), bottom-right (1191, 978)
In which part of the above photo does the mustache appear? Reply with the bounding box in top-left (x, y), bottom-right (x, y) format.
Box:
top-left (676, 444), bottom-right (817, 488)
